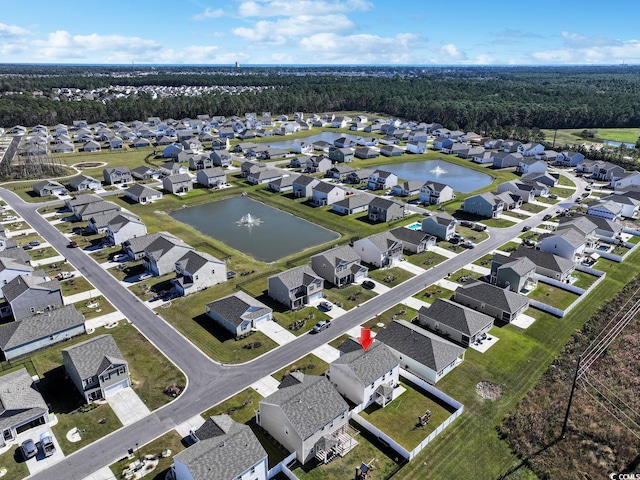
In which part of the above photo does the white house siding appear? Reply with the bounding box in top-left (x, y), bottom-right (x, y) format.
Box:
top-left (109, 222), bottom-right (147, 245)
top-left (353, 239), bottom-right (384, 267)
top-left (385, 345), bottom-right (441, 384)
top-left (258, 404), bottom-right (304, 462)
top-left (4, 324), bottom-right (86, 360)
top-left (330, 364), bottom-right (399, 409)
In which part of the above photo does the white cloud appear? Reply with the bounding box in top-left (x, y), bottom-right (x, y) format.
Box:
top-left (233, 14), bottom-right (354, 44)
top-left (0, 22), bottom-right (30, 38)
top-left (439, 44), bottom-right (466, 60)
top-left (192, 7), bottom-right (224, 21)
top-left (471, 54), bottom-right (495, 65)
top-left (532, 32), bottom-right (640, 63)
top-left (238, 0), bottom-right (372, 18)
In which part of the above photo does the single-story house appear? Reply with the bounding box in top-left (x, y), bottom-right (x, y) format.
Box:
top-left (205, 291), bottom-right (273, 338)
top-left (454, 280), bottom-right (530, 323)
top-left (32, 180), bottom-right (67, 197)
top-left (331, 194), bottom-right (372, 215)
top-left (124, 184), bottom-right (163, 204)
top-left (418, 299), bottom-right (494, 347)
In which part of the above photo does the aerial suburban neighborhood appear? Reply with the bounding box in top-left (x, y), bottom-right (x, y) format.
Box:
top-left (0, 95), bottom-right (638, 480)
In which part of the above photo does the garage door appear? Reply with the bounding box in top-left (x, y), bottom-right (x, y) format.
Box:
top-left (309, 291), bottom-right (323, 303)
top-left (104, 379), bottom-right (130, 397)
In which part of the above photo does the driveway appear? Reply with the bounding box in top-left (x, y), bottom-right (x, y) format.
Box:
top-left (14, 424), bottom-right (65, 475)
top-left (106, 388), bottom-right (151, 426)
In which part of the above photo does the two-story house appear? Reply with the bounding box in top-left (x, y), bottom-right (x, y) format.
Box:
top-left (489, 255), bottom-right (539, 293)
top-left (163, 173), bottom-right (193, 195)
top-left (196, 167), bottom-right (227, 188)
top-left (105, 213), bottom-right (147, 246)
top-left (103, 166), bottom-right (132, 185)
top-left (62, 334), bottom-right (130, 403)
top-left (67, 174), bottom-right (101, 192)
top-left (143, 235), bottom-right (194, 277)
top-left (310, 245), bottom-right (368, 287)
top-left (421, 212), bottom-right (457, 240)
top-left (367, 197), bottom-right (405, 223)
top-left (353, 231), bottom-right (403, 268)
top-left (463, 192), bottom-right (504, 218)
top-left (367, 170), bottom-right (398, 191)
top-left (311, 182), bottom-right (345, 206)
top-left (418, 181), bottom-right (454, 205)
top-left (2, 275), bottom-right (63, 320)
top-left (268, 265), bottom-right (324, 309)
top-left (172, 250), bottom-right (227, 296)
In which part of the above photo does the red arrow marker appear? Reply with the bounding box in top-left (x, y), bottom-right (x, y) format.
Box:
top-left (359, 327), bottom-right (373, 352)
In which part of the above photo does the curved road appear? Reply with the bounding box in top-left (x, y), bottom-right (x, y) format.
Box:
top-left (0, 169), bottom-right (585, 479)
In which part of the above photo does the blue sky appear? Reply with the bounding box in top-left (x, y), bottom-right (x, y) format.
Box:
top-left (1, 0), bottom-right (640, 65)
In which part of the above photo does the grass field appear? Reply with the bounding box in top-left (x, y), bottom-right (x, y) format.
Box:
top-left (405, 250), bottom-right (448, 269)
top-left (413, 286), bottom-right (455, 304)
top-left (272, 307), bottom-right (330, 336)
top-left (528, 283), bottom-right (580, 310)
top-left (517, 203), bottom-right (546, 214)
top-left (394, 246), bottom-right (640, 480)
top-left (367, 266), bottom-right (414, 287)
top-left (541, 128), bottom-right (640, 145)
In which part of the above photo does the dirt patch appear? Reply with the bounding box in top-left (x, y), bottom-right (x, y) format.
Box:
top-left (476, 381), bottom-right (502, 401)
top-left (74, 162), bottom-right (107, 169)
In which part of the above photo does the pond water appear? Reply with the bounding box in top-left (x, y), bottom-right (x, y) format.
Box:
top-left (375, 159), bottom-right (493, 193)
top-left (602, 140), bottom-right (636, 149)
top-left (265, 131), bottom-right (360, 149)
top-left (170, 196), bottom-right (339, 263)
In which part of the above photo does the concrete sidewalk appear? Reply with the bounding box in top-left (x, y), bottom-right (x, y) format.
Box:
top-left (311, 344), bottom-right (341, 363)
top-left (402, 295), bottom-right (432, 311)
top-left (430, 246), bottom-right (457, 258)
top-left (65, 289), bottom-right (101, 304)
top-left (464, 264), bottom-right (490, 275)
top-left (250, 376), bottom-right (281, 397)
top-left (82, 466), bottom-right (117, 480)
top-left (32, 255), bottom-right (65, 267)
top-left (85, 311), bottom-right (126, 330)
top-left (256, 320), bottom-right (297, 346)
top-left (395, 260), bottom-right (426, 275)
top-left (174, 414), bottom-right (206, 439)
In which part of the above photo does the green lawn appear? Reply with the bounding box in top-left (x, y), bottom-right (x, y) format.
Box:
top-left (272, 306), bottom-right (330, 336)
top-left (272, 354), bottom-right (329, 382)
top-left (0, 445), bottom-right (30, 480)
top-left (555, 175), bottom-right (576, 188)
top-left (528, 283), bottom-right (580, 310)
top-left (157, 283), bottom-right (279, 363)
top-left (109, 431), bottom-right (185, 480)
top-left (363, 304), bottom-right (418, 333)
top-left (88, 245), bottom-right (120, 263)
top-left (360, 380), bottom-right (455, 450)
top-left (571, 271), bottom-right (599, 289)
top-left (627, 235), bottom-right (640, 244)
top-left (541, 127), bottom-right (640, 145)
top-left (535, 195), bottom-right (560, 205)
top-left (323, 283), bottom-right (377, 311)
top-left (480, 217), bottom-right (517, 228)
top-left (11, 232), bottom-right (44, 247)
top-left (74, 295), bottom-right (118, 320)
top-left (405, 250), bottom-right (448, 269)
top-left (60, 276), bottom-right (94, 297)
top-left (517, 202), bottom-right (546, 214)
top-left (367, 266), bottom-right (414, 287)
top-left (501, 211), bottom-right (529, 221)
top-left (413, 286), bottom-right (455, 304)
top-left (293, 421), bottom-right (403, 480)
top-left (497, 241), bottom-right (521, 253)
top-left (472, 254), bottom-right (494, 267)
top-left (41, 260), bottom-right (75, 277)
top-left (449, 268), bottom-right (486, 285)
top-left (548, 186), bottom-right (574, 198)
top-left (29, 246), bottom-right (59, 261)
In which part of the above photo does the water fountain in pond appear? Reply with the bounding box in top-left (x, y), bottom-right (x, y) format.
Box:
top-left (237, 212), bottom-right (263, 227)
top-left (430, 165), bottom-right (448, 176)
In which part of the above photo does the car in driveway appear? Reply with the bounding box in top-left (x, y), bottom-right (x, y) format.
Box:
top-left (362, 280), bottom-right (375, 289)
top-left (139, 272), bottom-right (152, 281)
top-left (312, 320), bottom-right (331, 333)
top-left (20, 438), bottom-right (37, 460)
top-left (28, 240), bottom-right (41, 247)
top-left (39, 432), bottom-right (55, 457)
top-left (112, 253), bottom-right (128, 262)
top-left (23, 244), bottom-right (33, 250)
top-left (319, 301), bottom-right (333, 311)
top-left (543, 214), bottom-right (552, 221)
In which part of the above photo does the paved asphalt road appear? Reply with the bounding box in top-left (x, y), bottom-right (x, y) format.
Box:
top-left (0, 169), bottom-right (585, 479)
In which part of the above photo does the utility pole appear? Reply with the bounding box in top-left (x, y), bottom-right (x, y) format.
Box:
top-left (552, 128), bottom-right (558, 150)
top-left (562, 355), bottom-right (582, 439)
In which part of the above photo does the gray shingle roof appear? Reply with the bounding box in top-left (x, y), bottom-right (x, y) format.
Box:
top-left (2, 275), bottom-right (60, 303)
top-left (0, 368), bottom-right (48, 433)
top-left (0, 249), bottom-right (31, 265)
top-left (332, 194), bottom-right (371, 210)
top-left (510, 247), bottom-right (575, 275)
top-left (313, 181), bottom-right (340, 194)
top-left (419, 299), bottom-right (493, 336)
top-left (375, 320), bottom-right (464, 372)
top-left (0, 305), bottom-right (85, 351)
top-left (272, 265), bottom-right (322, 290)
top-left (175, 416), bottom-right (267, 480)
top-left (365, 231), bottom-right (401, 252)
top-left (66, 193), bottom-right (102, 208)
top-left (176, 250), bottom-right (222, 274)
top-left (62, 334), bottom-right (126, 380)
top-left (206, 291), bottom-right (271, 328)
top-left (166, 173), bottom-right (192, 184)
top-left (76, 200), bottom-right (121, 218)
top-left (455, 280), bottom-right (530, 314)
top-left (68, 174), bottom-right (99, 189)
top-left (199, 167), bottom-right (225, 178)
top-left (293, 175), bottom-right (319, 187)
top-left (389, 227), bottom-right (433, 247)
top-left (312, 245), bottom-right (360, 266)
top-left (260, 374), bottom-right (348, 440)
top-left (107, 212), bottom-right (142, 231)
top-left (126, 184), bottom-right (160, 199)
top-left (331, 342), bottom-right (398, 385)
top-left (498, 256), bottom-right (537, 276)
top-left (368, 196), bottom-right (403, 210)
top-left (557, 216), bottom-right (597, 236)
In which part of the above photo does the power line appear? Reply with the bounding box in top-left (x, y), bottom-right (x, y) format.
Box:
top-left (579, 380), bottom-right (640, 441)
top-left (580, 374), bottom-right (640, 431)
top-left (583, 371), bottom-right (640, 422)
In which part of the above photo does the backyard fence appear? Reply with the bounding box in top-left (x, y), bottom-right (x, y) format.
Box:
top-left (267, 452), bottom-right (297, 479)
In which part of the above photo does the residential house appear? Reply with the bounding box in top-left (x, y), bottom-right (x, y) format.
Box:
top-left (509, 247), bottom-right (575, 282)
top-left (491, 152), bottom-right (523, 169)
top-left (0, 368), bottom-right (50, 447)
top-left (331, 116), bottom-right (351, 128)
top-left (592, 162), bottom-right (625, 181)
top-left (0, 305), bottom-right (85, 361)
top-left (419, 182), bottom-right (454, 205)
top-left (292, 175), bottom-right (320, 198)
top-left (496, 181), bottom-right (536, 203)
top-left (456, 146), bottom-right (486, 159)
top-left (418, 299), bottom-right (494, 347)
top-left (367, 197), bottom-right (405, 223)
top-left (375, 319), bottom-right (465, 385)
top-left (463, 192), bottom-right (504, 218)
top-left (62, 334), bottom-right (131, 403)
top-left (241, 161), bottom-right (266, 178)
top-left (160, 161), bottom-right (189, 176)
top-left (473, 151), bottom-right (494, 164)
top-left (0, 257), bottom-right (34, 286)
top-left (368, 170), bottom-right (398, 191)
top-left (268, 174), bottom-right (299, 193)
top-left (598, 194), bottom-right (640, 218)
top-left (122, 232), bottom-right (180, 260)
top-left (329, 342), bottom-right (399, 409)
top-left (328, 147), bottom-right (354, 163)
top-left (143, 235), bottom-right (194, 276)
top-left (518, 143), bottom-right (545, 157)
top-left (391, 180), bottom-right (424, 197)
top-left (124, 184), bottom-right (163, 204)
top-left (261, 148), bottom-right (289, 160)
top-left (406, 141), bottom-right (427, 154)
top-left (331, 194), bottom-right (372, 215)
top-left (333, 137), bottom-right (354, 149)
top-left (379, 145), bottom-right (404, 157)
top-left (53, 142), bottom-right (75, 154)
top-left (267, 265), bottom-right (324, 309)
top-left (32, 180), bottom-right (67, 197)
top-left (73, 199), bottom-right (121, 221)
top-left (163, 174), bottom-right (193, 195)
top-left (388, 227), bottom-right (435, 254)
top-left (421, 212), bottom-right (457, 240)
top-left (344, 168), bottom-right (373, 185)
top-left (162, 143), bottom-right (184, 159)
top-left (305, 155), bottom-right (332, 173)
top-left (577, 214), bottom-right (624, 239)
top-left (65, 193), bottom-right (102, 212)
top-left (105, 213), bottom-right (146, 245)
top-left (328, 165), bottom-right (356, 181)
top-left (210, 150), bottom-right (232, 168)
top-left (521, 172), bottom-right (557, 188)
top-left (312, 182), bottom-right (345, 206)
top-left (172, 251), bottom-right (226, 296)
top-left (538, 230), bottom-right (591, 262)
top-left (310, 246), bottom-right (368, 287)
top-left (432, 137), bottom-right (453, 151)
top-left (2, 274), bottom-right (63, 320)
top-left (454, 280), bottom-right (530, 323)
top-left (0, 229), bottom-right (18, 252)
top-left (489, 256), bottom-right (538, 293)
top-left (83, 140), bottom-right (101, 152)
top-left (356, 136), bottom-right (378, 147)
top-left (610, 171), bottom-right (640, 191)
top-left (256, 374), bottom-right (350, 464)
top-left (501, 140), bottom-right (522, 153)
top-left (131, 166), bottom-right (157, 180)
top-left (174, 415), bottom-right (268, 480)
top-left (353, 231), bottom-right (403, 268)
top-left (354, 147), bottom-right (379, 159)
top-left (516, 157), bottom-right (547, 175)
top-left (196, 167), bottom-right (227, 188)
top-left (205, 291), bottom-right (273, 338)
top-left (408, 131), bottom-right (428, 142)
top-left (103, 166), bottom-right (132, 185)
top-left (586, 200), bottom-right (624, 221)
top-left (247, 168), bottom-right (283, 186)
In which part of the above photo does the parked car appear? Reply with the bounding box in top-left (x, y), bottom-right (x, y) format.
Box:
top-left (362, 280), bottom-right (375, 289)
top-left (319, 301), bottom-right (333, 311)
top-left (461, 241), bottom-right (476, 249)
top-left (522, 225), bottom-right (532, 232)
top-left (23, 244), bottom-right (33, 250)
top-left (39, 432), bottom-right (55, 458)
top-left (312, 320), bottom-right (331, 333)
top-left (548, 194), bottom-right (558, 199)
top-left (28, 240), bottom-right (41, 247)
top-left (139, 272), bottom-right (152, 281)
top-left (112, 253), bottom-right (128, 262)
top-left (543, 214), bottom-right (552, 221)
top-left (20, 438), bottom-right (37, 460)
top-left (55, 271), bottom-right (74, 280)
top-left (68, 241), bottom-right (79, 248)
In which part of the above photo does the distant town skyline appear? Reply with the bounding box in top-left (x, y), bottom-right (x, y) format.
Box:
top-left (2, 0), bottom-right (639, 65)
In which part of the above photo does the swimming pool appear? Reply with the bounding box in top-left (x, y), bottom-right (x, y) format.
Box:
top-left (406, 222), bottom-right (422, 231)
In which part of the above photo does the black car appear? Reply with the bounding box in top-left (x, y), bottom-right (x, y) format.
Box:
top-left (362, 280), bottom-right (375, 289)
top-left (543, 214), bottom-right (552, 221)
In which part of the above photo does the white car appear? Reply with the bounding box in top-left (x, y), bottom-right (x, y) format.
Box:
top-left (139, 273), bottom-right (152, 281)
top-left (112, 254), bottom-right (128, 262)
